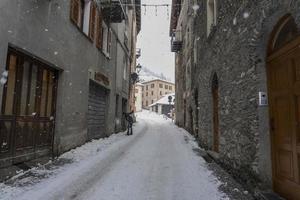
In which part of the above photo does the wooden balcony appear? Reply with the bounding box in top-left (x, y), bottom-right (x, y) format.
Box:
top-left (171, 33), bottom-right (182, 52)
top-left (100, 0), bottom-right (126, 23)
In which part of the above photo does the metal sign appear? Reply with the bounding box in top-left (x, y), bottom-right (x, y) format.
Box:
top-left (259, 92), bottom-right (268, 106)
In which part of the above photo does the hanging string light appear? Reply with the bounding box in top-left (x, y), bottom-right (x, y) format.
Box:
top-left (143, 4), bottom-right (146, 15)
top-left (166, 5), bottom-right (169, 19)
top-left (100, 2), bottom-right (186, 19)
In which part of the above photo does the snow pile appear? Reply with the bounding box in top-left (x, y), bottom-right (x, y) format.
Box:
top-left (149, 93), bottom-right (175, 106)
top-left (0, 119), bottom-right (147, 200)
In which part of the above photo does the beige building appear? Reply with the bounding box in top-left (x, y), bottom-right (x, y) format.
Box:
top-left (134, 83), bottom-right (143, 112)
top-left (141, 79), bottom-right (175, 108)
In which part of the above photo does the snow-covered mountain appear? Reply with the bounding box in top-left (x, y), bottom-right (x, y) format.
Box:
top-left (138, 66), bottom-right (171, 83)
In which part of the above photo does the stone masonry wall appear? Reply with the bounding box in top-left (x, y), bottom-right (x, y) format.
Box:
top-left (191, 0), bottom-right (300, 189)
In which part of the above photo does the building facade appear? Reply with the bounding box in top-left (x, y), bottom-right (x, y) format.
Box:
top-left (134, 83), bottom-right (143, 112)
top-left (149, 93), bottom-right (175, 117)
top-left (171, 0), bottom-right (300, 199)
top-left (141, 79), bottom-right (175, 108)
top-left (0, 0), bottom-right (141, 169)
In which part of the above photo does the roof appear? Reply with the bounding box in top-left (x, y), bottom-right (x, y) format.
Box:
top-left (149, 93), bottom-right (175, 107)
top-left (136, 83), bottom-right (144, 87)
top-left (141, 78), bottom-right (175, 85)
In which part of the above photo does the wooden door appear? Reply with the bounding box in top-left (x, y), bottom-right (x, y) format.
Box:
top-left (267, 39), bottom-right (300, 200)
top-left (0, 48), bottom-right (58, 166)
top-left (212, 74), bottom-right (219, 153)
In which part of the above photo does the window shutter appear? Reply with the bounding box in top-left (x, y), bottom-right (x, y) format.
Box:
top-left (70, 0), bottom-right (80, 26)
top-left (89, 1), bottom-right (97, 40)
top-left (96, 9), bottom-right (103, 49)
top-left (107, 29), bottom-right (112, 55)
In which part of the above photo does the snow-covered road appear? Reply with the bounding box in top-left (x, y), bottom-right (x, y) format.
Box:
top-left (1, 111), bottom-right (228, 200)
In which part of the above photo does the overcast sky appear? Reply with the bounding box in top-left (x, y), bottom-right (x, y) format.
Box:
top-left (137, 0), bottom-right (175, 82)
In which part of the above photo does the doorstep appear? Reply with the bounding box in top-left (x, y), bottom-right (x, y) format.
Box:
top-left (256, 191), bottom-right (286, 200)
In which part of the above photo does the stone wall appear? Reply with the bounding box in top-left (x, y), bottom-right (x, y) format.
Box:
top-left (178, 0), bottom-right (300, 190)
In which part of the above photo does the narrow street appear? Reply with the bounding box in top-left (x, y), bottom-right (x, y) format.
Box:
top-left (0, 111), bottom-right (247, 200)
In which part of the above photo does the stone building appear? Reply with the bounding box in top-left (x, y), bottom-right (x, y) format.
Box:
top-left (0, 0), bottom-right (141, 170)
top-left (171, 0), bottom-right (300, 199)
top-left (141, 79), bottom-right (175, 108)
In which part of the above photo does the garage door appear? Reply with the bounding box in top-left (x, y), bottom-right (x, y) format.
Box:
top-left (87, 80), bottom-right (108, 140)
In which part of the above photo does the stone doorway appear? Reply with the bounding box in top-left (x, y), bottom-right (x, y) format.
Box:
top-left (212, 73), bottom-right (219, 153)
top-left (267, 14), bottom-right (300, 199)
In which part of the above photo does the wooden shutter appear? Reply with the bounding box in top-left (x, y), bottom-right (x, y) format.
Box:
top-left (70, 0), bottom-right (80, 26)
top-left (89, 1), bottom-right (97, 40)
top-left (96, 9), bottom-right (103, 49)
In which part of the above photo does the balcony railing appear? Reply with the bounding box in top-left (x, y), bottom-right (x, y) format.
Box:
top-left (100, 0), bottom-right (126, 23)
top-left (171, 30), bottom-right (182, 52)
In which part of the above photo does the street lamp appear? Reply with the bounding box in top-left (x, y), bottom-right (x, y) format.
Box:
top-left (130, 72), bottom-right (139, 84)
top-left (130, 64), bottom-right (142, 85)
top-left (136, 63), bottom-right (142, 73)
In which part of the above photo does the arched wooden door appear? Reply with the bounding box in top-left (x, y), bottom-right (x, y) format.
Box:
top-left (267, 15), bottom-right (300, 199)
top-left (212, 73), bottom-right (219, 153)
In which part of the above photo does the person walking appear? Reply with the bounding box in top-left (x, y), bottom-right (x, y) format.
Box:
top-left (123, 111), bottom-right (134, 135)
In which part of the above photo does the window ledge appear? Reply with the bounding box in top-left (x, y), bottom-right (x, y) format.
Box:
top-left (71, 21), bottom-right (94, 43)
top-left (101, 51), bottom-right (111, 60)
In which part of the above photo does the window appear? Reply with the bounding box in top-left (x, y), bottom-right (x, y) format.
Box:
top-left (70, 0), bottom-right (96, 40)
top-left (165, 85), bottom-right (168, 89)
top-left (146, 101), bottom-right (148, 106)
top-left (165, 92), bottom-right (167, 94)
top-left (123, 56), bottom-right (128, 80)
top-left (146, 92), bottom-right (148, 96)
top-left (160, 91), bottom-right (162, 95)
top-left (151, 91), bottom-right (153, 95)
top-left (102, 22), bottom-right (112, 57)
top-left (70, 0), bottom-right (83, 27)
top-left (115, 95), bottom-right (119, 116)
top-left (207, 0), bottom-right (217, 37)
top-left (146, 85), bottom-right (148, 90)
top-left (169, 86), bottom-right (172, 90)
top-left (96, 9), bottom-right (103, 49)
top-left (159, 84), bottom-right (163, 88)
top-left (82, 1), bottom-right (92, 35)
top-left (151, 84), bottom-right (155, 88)
top-left (151, 100), bottom-right (154, 104)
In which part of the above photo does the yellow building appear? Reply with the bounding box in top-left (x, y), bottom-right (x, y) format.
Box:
top-left (141, 79), bottom-right (175, 108)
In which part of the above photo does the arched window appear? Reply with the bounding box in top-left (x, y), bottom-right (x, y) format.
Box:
top-left (268, 14), bottom-right (299, 55)
top-left (207, 0), bottom-right (217, 37)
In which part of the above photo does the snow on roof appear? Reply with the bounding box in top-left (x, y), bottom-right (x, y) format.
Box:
top-left (136, 83), bottom-right (144, 87)
top-left (149, 93), bottom-right (175, 107)
top-left (141, 78), bottom-right (175, 85)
